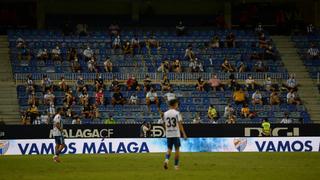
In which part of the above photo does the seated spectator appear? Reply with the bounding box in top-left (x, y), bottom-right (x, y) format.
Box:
top-left (196, 77), bottom-right (206, 91)
top-left (233, 88), bottom-right (246, 105)
top-left (95, 74), bottom-right (104, 91)
top-left (161, 75), bottom-right (171, 92)
top-left (64, 90), bottom-right (75, 107)
top-left (208, 105), bottom-right (219, 123)
top-left (26, 74), bottom-right (35, 94)
top-left (209, 74), bottom-right (224, 92)
top-left (264, 76), bottom-right (274, 91)
top-left (280, 113), bottom-right (293, 124)
top-left (103, 57), bottom-right (113, 72)
top-left (176, 21), bottom-right (186, 36)
top-left (189, 58), bottom-right (204, 72)
top-left (76, 76), bottom-right (85, 92)
top-left (40, 111), bottom-right (50, 124)
top-left (265, 44), bottom-right (276, 60)
top-left (110, 77), bottom-right (120, 92)
top-left (108, 23), bottom-right (120, 36)
top-left (241, 104), bottom-right (255, 119)
top-left (83, 46), bottom-right (94, 61)
top-left (255, 23), bottom-right (264, 34)
top-left (16, 37), bottom-right (25, 48)
top-left (184, 45), bottom-right (195, 60)
top-left (193, 112), bottom-right (201, 124)
top-left (223, 104), bottom-right (234, 118)
top-left (143, 75), bottom-right (152, 92)
top-left (225, 32), bottom-right (235, 48)
top-left (72, 58), bottom-right (81, 73)
top-left (82, 105), bottom-right (92, 119)
top-left (112, 89), bottom-right (126, 106)
top-left (254, 60), bottom-right (266, 72)
top-left (27, 104), bottom-right (39, 124)
top-left (37, 48), bottom-right (48, 61)
top-left (104, 114), bottom-right (116, 124)
top-left (252, 90), bottom-right (263, 105)
top-left (131, 36), bottom-right (140, 51)
top-left (157, 60), bottom-right (170, 73)
top-left (28, 91), bottom-right (39, 106)
top-left (68, 47), bottom-right (78, 61)
top-left (171, 59), bottom-right (182, 73)
top-left (76, 23), bottom-right (88, 36)
top-left (283, 74), bottom-right (298, 91)
top-left (245, 74), bottom-right (256, 90)
top-left (227, 113), bottom-right (237, 124)
top-left (229, 74), bottom-right (238, 90)
top-left (210, 35), bottom-right (220, 48)
top-left (146, 35), bottom-right (160, 49)
top-left (270, 91), bottom-right (281, 105)
top-left (236, 60), bottom-right (246, 72)
top-left (146, 88), bottom-right (160, 112)
top-left (258, 33), bottom-right (268, 48)
top-left (51, 46), bottom-right (62, 61)
top-left (17, 42), bottom-right (31, 61)
top-left (129, 93), bottom-right (138, 105)
top-left (72, 117), bottom-right (82, 125)
top-left (44, 90), bottom-right (55, 105)
top-left (307, 43), bottom-right (319, 59)
top-left (59, 77), bottom-right (68, 92)
top-left (112, 35), bottom-right (121, 49)
top-left (95, 89), bottom-right (104, 105)
top-left (88, 57), bottom-right (98, 73)
top-left (79, 89), bottom-right (89, 106)
top-left (250, 51), bottom-right (262, 60)
top-left (41, 75), bottom-right (53, 92)
top-left (164, 89), bottom-right (177, 104)
top-left (127, 75), bottom-right (140, 91)
top-left (221, 58), bottom-right (235, 72)
top-left (21, 111), bottom-right (30, 125)
top-left (287, 89), bottom-right (301, 105)
top-left (307, 24), bottom-right (314, 34)
top-left (123, 41), bottom-right (132, 54)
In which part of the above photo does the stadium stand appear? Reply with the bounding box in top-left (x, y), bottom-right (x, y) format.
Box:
top-left (6, 28), bottom-right (311, 124)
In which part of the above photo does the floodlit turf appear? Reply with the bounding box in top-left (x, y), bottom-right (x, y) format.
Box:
top-left (0, 153), bottom-right (320, 180)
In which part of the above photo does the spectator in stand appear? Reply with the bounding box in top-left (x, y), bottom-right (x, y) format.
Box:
top-left (208, 105), bottom-right (219, 123)
top-left (176, 21), bottom-right (186, 36)
top-left (307, 43), bottom-right (319, 59)
top-left (37, 48), bottom-right (48, 61)
top-left (64, 89), bottom-right (74, 107)
top-left (252, 90), bottom-right (263, 105)
top-left (41, 75), bottom-right (53, 92)
top-left (196, 77), bottom-right (206, 92)
top-left (184, 44), bottom-right (195, 60)
top-left (87, 57), bottom-right (98, 73)
top-left (221, 58), bottom-right (235, 72)
top-left (189, 58), bottom-right (203, 72)
top-left (255, 22), bottom-right (264, 34)
top-left (225, 32), bottom-right (235, 48)
top-left (27, 104), bottom-right (39, 124)
top-left (193, 113), bottom-right (201, 124)
top-left (264, 76), bottom-right (274, 91)
top-left (254, 60), bottom-right (266, 72)
top-left (72, 117), bottom-right (82, 125)
top-left (79, 89), bottom-right (89, 106)
top-left (236, 60), bottom-right (246, 72)
top-left (68, 47), bottom-right (78, 61)
top-left (44, 90), bottom-right (55, 105)
top-left (258, 33), bottom-right (268, 49)
top-left (209, 74), bottom-right (224, 92)
top-left (161, 74), bottom-right (171, 92)
top-left (108, 23), bottom-right (120, 36)
top-left (163, 89), bottom-right (177, 104)
top-left (287, 89), bottom-right (301, 105)
top-left (83, 45), bottom-right (94, 61)
top-left (17, 38), bottom-right (30, 61)
top-left (72, 58), bottom-right (81, 73)
top-left (280, 113), bottom-right (293, 124)
top-left (16, 37), bottom-right (25, 48)
top-left (228, 73), bottom-right (238, 90)
top-left (146, 88), bottom-right (160, 112)
top-left (143, 75), bottom-right (152, 92)
top-left (265, 44), bottom-right (276, 60)
top-left (283, 74), bottom-right (298, 91)
top-left (126, 75), bottom-right (140, 91)
top-left (28, 91), bottom-right (39, 106)
top-left (104, 114), bottom-right (116, 124)
top-left (112, 89), bottom-right (126, 106)
top-left (95, 89), bottom-right (104, 105)
top-left (171, 59), bottom-right (182, 73)
top-left (40, 111), bottom-right (50, 124)
top-left (103, 57), bottom-right (113, 72)
top-left (227, 113), bottom-right (237, 124)
top-left (233, 88), bottom-right (246, 105)
top-left (210, 35), bottom-right (220, 48)
top-left (59, 77), bottom-right (68, 92)
top-left (112, 35), bottom-right (121, 49)
top-left (241, 104), bottom-right (254, 119)
top-left (223, 104), bottom-right (234, 118)
top-left (76, 23), bottom-right (88, 36)
top-left (129, 93), bottom-right (138, 105)
top-left (245, 74), bottom-right (256, 90)
top-left (123, 41), bottom-right (133, 55)
top-left (26, 74), bottom-right (35, 94)
top-left (250, 51), bottom-right (262, 60)
top-left (82, 105), bottom-right (92, 119)
top-left (270, 91), bottom-right (281, 105)
top-left (307, 24), bottom-right (314, 34)
top-left (92, 104), bottom-right (100, 119)
top-left (51, 45), bottom-right (62, 61)
top-left (146, 34), bottom-right (160, 49)
top-left (157, 60), bottom-right (170, 73)
top-left (76, 76), bottom-right (85, 93)
top-left (48, 102), bottom-right (56, 119)
top-left (94, 74), bottom-right (104, 91)
top-left (110, 77), bottom-right (120, 92)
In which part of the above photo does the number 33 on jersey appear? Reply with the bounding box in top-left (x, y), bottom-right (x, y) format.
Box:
top-left (161, 109), bottom-right (183, 138)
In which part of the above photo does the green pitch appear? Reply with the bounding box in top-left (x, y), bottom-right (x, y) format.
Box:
top-left (0, 153), bottom-right (320, 180)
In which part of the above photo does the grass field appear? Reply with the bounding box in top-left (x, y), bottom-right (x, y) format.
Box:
top-left (0, 153), bottom-right (320, 180)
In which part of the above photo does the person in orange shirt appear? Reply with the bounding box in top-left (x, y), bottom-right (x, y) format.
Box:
top-left (233, 88), bottom-right (246, 105)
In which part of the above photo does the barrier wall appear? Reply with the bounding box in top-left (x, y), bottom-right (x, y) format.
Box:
top-left (1, 137), bottom-right (320, 155)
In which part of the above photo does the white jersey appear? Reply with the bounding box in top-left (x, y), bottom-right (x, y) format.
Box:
top-left (162, 109), bottom-right (182, 138)
top-left (52, 114), bottom-right (63, 136)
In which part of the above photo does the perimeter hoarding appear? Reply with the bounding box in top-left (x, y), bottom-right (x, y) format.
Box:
top-left (1, 137), bottom-right (320, 155)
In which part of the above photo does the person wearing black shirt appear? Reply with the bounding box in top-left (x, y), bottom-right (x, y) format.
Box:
top-left (112, 90), bottom-right (126, 106)
top-left (94, 74), bottom-right (104, 91)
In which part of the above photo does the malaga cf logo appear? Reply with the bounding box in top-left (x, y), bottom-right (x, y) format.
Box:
top-left (233, 138), bottom-right (247, 152)
top-left (0, 141), bottom-right (9, 155)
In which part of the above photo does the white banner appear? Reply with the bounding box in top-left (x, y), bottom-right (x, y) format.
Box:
top-left (1, 137), bottom-right (320, 155)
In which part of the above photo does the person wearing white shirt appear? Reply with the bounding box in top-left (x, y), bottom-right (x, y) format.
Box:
top-left (223, 104), bottom-right (234, 118)
top-left (129, 93), bottom-right (138, 105)
top-left (37, 48), bottom-right (48, 61)
top-left (51, 46), bottom-right (62, 61)
top-left (280, 113), bottom-right (293, 124)
top-left (146, 88), bottom-right (160, 112)
top-left (307, 43), bottom-right (319, 59)
top-left (164, 89), bottom-right (177, 104)
top-left (112, 35), bottom-right (121, 49)
top-left (252, 90), bottom-right (263, 105)
top-left (245, 75), bottom-right (255, 90)
top-left (83, 46), bottom-right (93, 61)
top-left (40, 111), bottom-right (50, 124)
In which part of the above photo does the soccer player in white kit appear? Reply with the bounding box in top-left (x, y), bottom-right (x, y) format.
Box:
top-left (52, 108), bottom-right (65, 163)
top-left (161, 99), bottom-right (187, 170)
